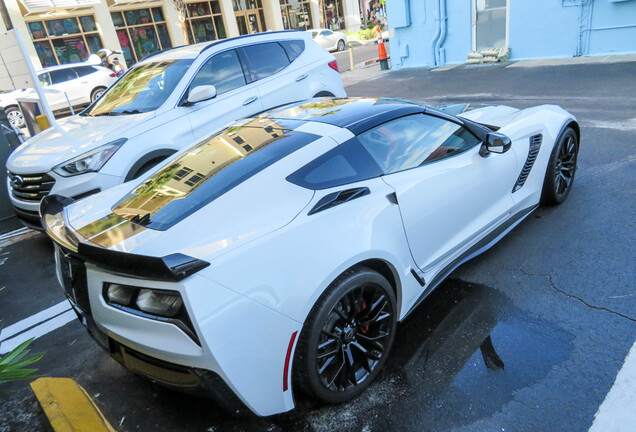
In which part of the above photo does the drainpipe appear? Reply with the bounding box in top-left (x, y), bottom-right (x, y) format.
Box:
top-left (431, 0), bottom-right (448, 66)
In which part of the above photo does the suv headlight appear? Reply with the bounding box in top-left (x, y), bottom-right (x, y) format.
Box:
top-left (53, 139), bottom-right (126, 177)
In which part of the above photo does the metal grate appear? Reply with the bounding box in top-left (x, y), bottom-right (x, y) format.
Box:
top-left (7, 171), bottom-right (56, 202)
top-left (512, 134), bottom-right (543, 193)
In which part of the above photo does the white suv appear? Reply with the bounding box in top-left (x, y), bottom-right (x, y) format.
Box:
top-left (0, 63), bottom-right (117, 128)
top-left (6, 31), bottom-right (345, 229)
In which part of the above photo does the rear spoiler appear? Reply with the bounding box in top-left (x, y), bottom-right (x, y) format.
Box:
top-left (40, 195), bottom-right (209, 281)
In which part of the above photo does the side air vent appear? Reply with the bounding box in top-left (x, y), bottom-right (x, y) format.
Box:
top-left (512, 134), bottom-right (543, 193)
top-left (308, 187), bottom-right (370, 215)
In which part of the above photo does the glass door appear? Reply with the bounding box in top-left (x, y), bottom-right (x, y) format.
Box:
top-left (473, 0), bottom-right (507, 50)
top-left (235, 11), bottom-right (263, 34)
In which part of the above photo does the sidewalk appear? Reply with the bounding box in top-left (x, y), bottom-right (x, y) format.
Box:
top-left (341, 53), bottom-right (636, 86)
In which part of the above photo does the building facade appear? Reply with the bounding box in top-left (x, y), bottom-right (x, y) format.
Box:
top-left (0, 0), bottom-right (361, 71)
top-left (386, 0), bottom-right (636, 69)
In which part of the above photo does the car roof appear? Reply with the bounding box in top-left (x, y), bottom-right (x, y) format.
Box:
top-left (261, 98), bottom-right (429, 134)
top-left (41, 62), bottom-right (101, 73)
top-left (140, 30), bottom-right (308, 63)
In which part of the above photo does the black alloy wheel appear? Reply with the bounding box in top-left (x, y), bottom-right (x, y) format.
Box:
top-left (294, 267), bottom-right (397, 403)
top-left (541, 127), bottom-right (578, 205)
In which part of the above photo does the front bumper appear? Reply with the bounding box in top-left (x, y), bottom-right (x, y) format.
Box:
top-left (6, 171), bottom-right (121, 227)
top-left (43, 196), bottom-right (301, 416)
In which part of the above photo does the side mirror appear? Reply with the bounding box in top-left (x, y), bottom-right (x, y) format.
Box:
top-left (480, 132), bottom-right (512, 156)
top-left (186, 85), bottom-right (217, 105)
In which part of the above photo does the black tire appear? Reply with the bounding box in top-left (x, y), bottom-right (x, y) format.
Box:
top-left (337, 39), bottom-right (346, 51)
top-left (540, 127), bottom-right (578, 206)
top-left (131, 157), bottom-right (166, 179)
top-left (5, 106), bottom-right (25, 128)
top-left (293, 266), bottom-right (397, 404)
top-left (90, 86), bottom-right (107, 103)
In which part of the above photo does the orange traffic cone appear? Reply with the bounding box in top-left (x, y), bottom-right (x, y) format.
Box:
top-left (377, 29), bottom-right (389, 70)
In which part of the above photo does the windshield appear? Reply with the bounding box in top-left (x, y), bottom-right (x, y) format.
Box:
top-left (86, 59), bottom-right (193, 116)
top-left (111, 118), bottom-right (317, 230)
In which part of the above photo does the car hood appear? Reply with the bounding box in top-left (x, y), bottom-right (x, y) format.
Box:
top-left (6, 112), bottom-right (154, 173)
top-left (456, 104), bottom-right (521, 128)
top-left (0, 89), bottom-right (29, 105)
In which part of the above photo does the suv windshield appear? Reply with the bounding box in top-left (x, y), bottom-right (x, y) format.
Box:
top-left (86, 59), bottom-right (193, 116)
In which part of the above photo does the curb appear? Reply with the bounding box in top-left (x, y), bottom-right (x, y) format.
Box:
top-left (30, 378), bottom-right (115, 432)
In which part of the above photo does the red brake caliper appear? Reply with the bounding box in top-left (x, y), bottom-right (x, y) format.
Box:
top-left (358, 298), bottom-right (369, 334)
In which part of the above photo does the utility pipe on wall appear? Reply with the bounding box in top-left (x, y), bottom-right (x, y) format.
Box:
top-left (431, 0), bottom-right (448, 66)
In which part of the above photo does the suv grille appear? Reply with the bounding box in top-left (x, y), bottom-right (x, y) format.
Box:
top-left (7, 171), bottom-right (56, 202)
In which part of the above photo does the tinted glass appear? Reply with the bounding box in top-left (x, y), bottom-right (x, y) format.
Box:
top-left (112, 121), bottom-right (318, 230)
top-left (191, 50), bottom-right (246, 94)
top-left (280, 40), bottom-right (305, 62)
top-left (241, 42), bottom-right (290, 81)
top-left (50, 68), bottom-right (78, 84)
top-left (287, 138), bottom-right (384, 190)
top-left (87, 60), bottom-right (193, 115)
top-left (73, 66), bottom-right (97, 77)
top-left (38, 72), bottom-right (51, 87)
top-left (357, 114), bottom-right (481, 174)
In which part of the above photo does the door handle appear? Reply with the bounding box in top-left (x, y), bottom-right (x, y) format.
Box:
top-left (243, 96), bottom-right (258, 106)
top-left (295, 74), bottom-right (308, 82)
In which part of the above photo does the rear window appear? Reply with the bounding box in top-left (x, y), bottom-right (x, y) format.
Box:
top-left (287, 138), bottom-right (384, 190)
top-left (112, 121), bottom-right (318, 230)
top-left (240, 42), bottom-right (290, 81)
top-left (280, 40), bottom-right (305, 62)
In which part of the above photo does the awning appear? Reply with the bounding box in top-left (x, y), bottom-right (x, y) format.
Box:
top-left (18, 0), bottom-right (101, 13)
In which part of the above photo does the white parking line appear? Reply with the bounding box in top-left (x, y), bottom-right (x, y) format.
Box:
top-left (0, 310), bottom-right (76, 354)
top-left (0, 300), bottom-right (75, 355)
top-left (589, 339), bottom-right (636, 432)
top-left (0, 227), bottom-right (29, 242)
top-left (0, 300), bottom-right (71, 341)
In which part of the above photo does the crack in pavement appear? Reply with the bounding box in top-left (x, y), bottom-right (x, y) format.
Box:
top-left (517, 267), bottom-right (636, 323)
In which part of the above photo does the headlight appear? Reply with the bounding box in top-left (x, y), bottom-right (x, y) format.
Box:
top-left (53, 138), bottom-right (126, 177)
top-left (136, 289), bottom-right (183, 317)
top-left (106, 283), bottom-right (135, 306)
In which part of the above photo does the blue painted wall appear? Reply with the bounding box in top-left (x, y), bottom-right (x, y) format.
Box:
top-left (387, 0), bottom-right (636, 69)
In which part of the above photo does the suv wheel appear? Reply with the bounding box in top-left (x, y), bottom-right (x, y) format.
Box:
top-left (5, 107), bottom-right (25, 128)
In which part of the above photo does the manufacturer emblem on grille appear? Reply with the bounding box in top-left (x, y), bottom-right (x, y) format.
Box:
top-left (11, 175), bottom-right (24, 188)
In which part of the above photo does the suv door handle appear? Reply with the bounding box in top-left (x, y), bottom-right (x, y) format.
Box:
top-left (295, 74), bottom-right (308, 82)
top-left (243, 96), bottom-right (258, 106)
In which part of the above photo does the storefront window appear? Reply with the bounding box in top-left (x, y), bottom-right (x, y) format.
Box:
top-left (111, 8), bottom-right (173, 65)
top-left (27, 16), bottom-right (103, 67)
top-left (232, 0), bottom-right (266, 35)
top-left (280, 0), bottom-right (313, 31)
top-left (320, 0), bottom-right (345, 31)
top-left (185, 1), bottom-right (227, 43)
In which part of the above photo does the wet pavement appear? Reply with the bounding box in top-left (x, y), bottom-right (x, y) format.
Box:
top-left (1, 60), bottom-right (636, 431)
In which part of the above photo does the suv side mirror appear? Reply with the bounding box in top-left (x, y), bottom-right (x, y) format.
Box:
top-left (186, 85), bottom-right (217, 105)
top-left (480, 132), bottom-right (512, 156)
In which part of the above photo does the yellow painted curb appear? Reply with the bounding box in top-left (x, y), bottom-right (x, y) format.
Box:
top-left (30, 378), bottom-right (115, 432)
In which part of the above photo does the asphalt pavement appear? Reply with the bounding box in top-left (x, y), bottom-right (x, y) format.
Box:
top-left (1, 58), bottom-right (635, 432)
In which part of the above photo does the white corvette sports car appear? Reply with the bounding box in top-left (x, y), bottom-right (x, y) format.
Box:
top-left (42, 98), bottom-right (579, 416)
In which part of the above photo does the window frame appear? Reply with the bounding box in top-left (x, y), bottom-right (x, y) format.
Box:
top-left (189, 48), bottom-right (249, 96)
top-left (110, 7), bottom-right (173, 65)
top-left (184, 0), bottom-right (227, 43)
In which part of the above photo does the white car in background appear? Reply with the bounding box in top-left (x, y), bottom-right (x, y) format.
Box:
top-left (6, 30), bottom-right (346, 229)
top-left (309, 29), bottom-right (348, 51)
top-left (0, 63), bottom-right (117, 128)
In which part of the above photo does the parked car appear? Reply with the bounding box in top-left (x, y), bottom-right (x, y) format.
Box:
top-left (0, 63), bottom-right (117, 128)
top-left (309, 29), bottom-right (347, 51)
top-left (6, 31), bottom-right (345, 229)
top-left (41, 97), bottom-right (579, 416)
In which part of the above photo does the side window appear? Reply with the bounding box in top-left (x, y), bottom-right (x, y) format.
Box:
top-left (357, 114), bottom-right (481, 174)
top-left (240, 42), bottom-right (290, 81)
top-left (49, 68), bottom-right (78, 84)
top-left (73, 66), bottom-right (97, 77)
top-left (38, 72), bottom-right (51, 87)
top-left (287, 138), bottom-right (384, 190)
top-left (191, 49), bottom-right (246, 95)
top-left (280, 40), bottom-right (305, 62)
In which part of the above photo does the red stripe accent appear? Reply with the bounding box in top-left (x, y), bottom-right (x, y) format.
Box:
top-left (283, 331), bottom-right (298, 392)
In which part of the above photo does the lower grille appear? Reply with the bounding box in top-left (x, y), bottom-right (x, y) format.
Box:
top-left (7, 171), bottom-right (55, 202)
